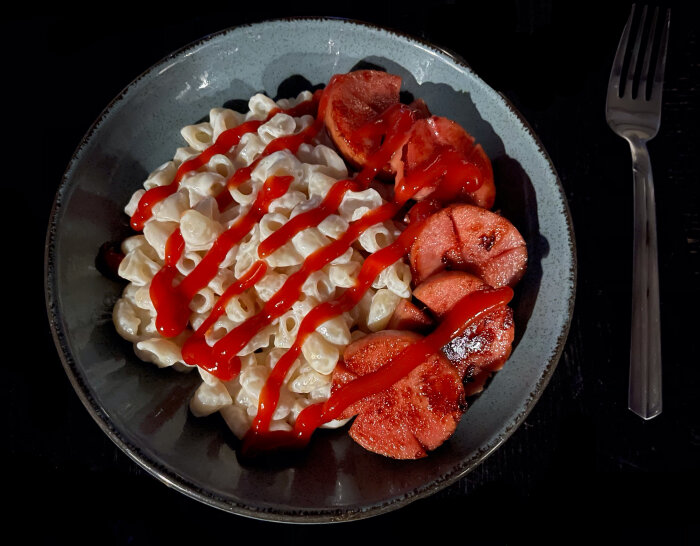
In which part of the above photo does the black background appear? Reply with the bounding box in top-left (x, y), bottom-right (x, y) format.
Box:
top-left (6, 0), bottom-right (699, 544)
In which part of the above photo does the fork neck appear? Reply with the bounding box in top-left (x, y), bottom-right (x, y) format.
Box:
top-left (625, 136), bottom-right (651, 176)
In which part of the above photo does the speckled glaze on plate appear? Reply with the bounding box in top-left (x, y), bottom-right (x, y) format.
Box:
top-left (45, 18), bottom-right (576, 523)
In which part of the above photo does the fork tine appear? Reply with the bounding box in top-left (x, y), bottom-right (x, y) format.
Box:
top-left (625, 4), bottom-right (648, 96)
top-left (651, 8), bottom-right (671, 99)
top-left (639, 6), bottom-right (659, 99)
top-left (609, 4), bottom-right (636, 97)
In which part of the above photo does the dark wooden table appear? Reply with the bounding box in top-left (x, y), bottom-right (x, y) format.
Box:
top-left (10, 1), bottom-right (699, 543)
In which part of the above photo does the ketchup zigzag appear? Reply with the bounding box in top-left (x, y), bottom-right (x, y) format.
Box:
top-left (130, 82), bottom-right (508, 452)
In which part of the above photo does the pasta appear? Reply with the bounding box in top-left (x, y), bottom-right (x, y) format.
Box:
top-left (112, 90), bottom-right (412, 439)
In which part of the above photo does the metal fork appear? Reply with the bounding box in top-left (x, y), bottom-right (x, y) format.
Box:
top-left (606, 4), bottom-right (670, 420)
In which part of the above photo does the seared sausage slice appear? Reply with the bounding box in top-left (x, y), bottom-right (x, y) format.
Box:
top-left (407, 98), bottom-right (431, 118)
top-left (331, 331), bottom-right (422, 420)
top-left (463, 143), bottom-right (495, 209)
top-left (411, 270), bottom-right (515, 381)
top-left (403, 352), bottom-right (466, 451)
top-left (449, 204), bottom-right (528, 289)
top-left (409, 204), bottom-right (527, 288)
top-left (387, 299), bottom-right (434, 332)
top-left (408, 207), bottom-right (462, 284)
top-left (323, 70), bottom-right (401, 171)
top-left (442, 305), bottom-right (515, 378)
top-left (332, 331), bottom-right (466, 459)
top-left (342, 330), bottom-right (422, 376)
top-left (412, 270), bottom-right (488, 318)
top-left (463, 367), bottom-right (491, 397)
top-left (330, 361), bottom-right (364, 420)
top-left (347, 393), bottom-right (428, 459)
top-left (392, 116), bottom-right (496, 209)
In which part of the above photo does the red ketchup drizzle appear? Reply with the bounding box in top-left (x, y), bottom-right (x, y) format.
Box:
top-left (147, 229), bottom-right (188, 337)
top-left (174, 104), bottom-right (422, 378)
top-left (180, 261), bottom-right (268, 380)
top-left (256, 178), bottom-right (361, 258)
top-left (130, 92), bottom-right (321, 231)
top-left (245, 219), bottom-right (426, 445)
top-left (244, 286), bottom-right (513, 453)
top-left (398, 146), bottom-right (483, 224)
top-left (256, 103), bottom-right (416, 258)
top-left (136, 81), bottom-right (494, 454)
top-left (216, 114), bottom-right (326, 211)
top-left (239, 116), bottom-right (490, 452)
top-left (150, 175), bottom-right (294, 341)
top-left (244, 142), bottom-right (488, 442)
top-left (187, 200), bottom-right (403, 381)
top-left (192, 261), bottom-right (267, 338)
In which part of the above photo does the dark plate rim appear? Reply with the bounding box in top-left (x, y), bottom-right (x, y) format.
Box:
top-left (44, 15), bottom-right (577, 524)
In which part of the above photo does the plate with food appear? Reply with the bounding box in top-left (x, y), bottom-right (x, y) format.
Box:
top-left (45, 17), bottom-right (575, 522)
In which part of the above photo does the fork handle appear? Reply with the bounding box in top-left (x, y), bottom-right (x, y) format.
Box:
top-left (628, 138), bottom-right (662, 419)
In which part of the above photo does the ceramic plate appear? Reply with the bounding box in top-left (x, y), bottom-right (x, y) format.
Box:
top-left (45, 18), bottom-right (576, 522)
